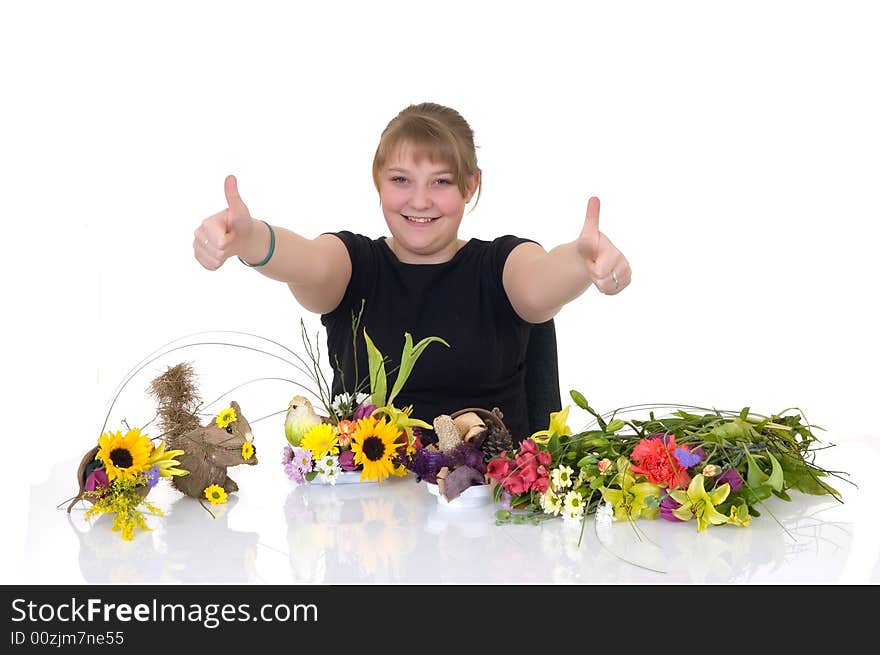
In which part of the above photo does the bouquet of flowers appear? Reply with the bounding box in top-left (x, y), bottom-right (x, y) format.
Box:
top-left (282, 304), bottom-right (447, 485)
top-left (71, 427), bottom-right (188, 540)
top-left (487, 390), bottom-right (845, 533)
top-left (396, 406), bottom-right (515, 502)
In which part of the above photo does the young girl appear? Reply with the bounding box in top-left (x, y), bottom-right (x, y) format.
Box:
top-left (193, 102), bottom-right (631, 443)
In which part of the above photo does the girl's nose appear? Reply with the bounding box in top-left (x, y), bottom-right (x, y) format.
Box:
top-left (410, 185), bottom-right (433, 210)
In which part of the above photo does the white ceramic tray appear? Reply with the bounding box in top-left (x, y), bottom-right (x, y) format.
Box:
top-left (425, 482), bottom-right (492, 508)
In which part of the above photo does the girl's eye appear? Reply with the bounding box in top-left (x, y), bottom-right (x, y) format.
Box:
top-left (391, 176), bottom-right (407, 183)
top-left (435, 178), bottom-right (452, 186)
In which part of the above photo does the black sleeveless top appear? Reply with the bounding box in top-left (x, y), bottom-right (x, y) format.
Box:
top-left (320, 231), bottom-right (538, 443)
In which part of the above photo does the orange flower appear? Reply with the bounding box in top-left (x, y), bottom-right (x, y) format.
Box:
top-left (628, 434), bottom-right (691, 489)
top-left (336, 419), bottom-right (356, 448)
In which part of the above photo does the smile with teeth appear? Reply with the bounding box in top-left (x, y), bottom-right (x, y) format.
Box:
top-left (404, 215), bottom-right (440, 223)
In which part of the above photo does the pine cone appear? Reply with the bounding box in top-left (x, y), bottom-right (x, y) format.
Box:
top-left (480, 424), bottom-right (514, 461)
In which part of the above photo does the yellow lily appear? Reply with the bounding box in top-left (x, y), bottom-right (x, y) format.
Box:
top-left (726, 502), bottom-right (751, 527)
top-left (600, 457), bottom-right (662, 522)
top-left (668, 474), bottom-right (731, 531)
top-left (372, 404), bottom-right (432, 448)
top-left (531, 406), bottom-right (572, 446)
top-left (148, 441), bottom-right (188, 478)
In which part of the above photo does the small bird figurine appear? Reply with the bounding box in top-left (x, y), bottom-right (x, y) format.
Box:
top-left (284, 395), bottom-right (322, 446)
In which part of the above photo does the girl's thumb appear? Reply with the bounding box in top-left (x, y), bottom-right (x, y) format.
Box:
top-left (224, 174), bottom-right (247, 213)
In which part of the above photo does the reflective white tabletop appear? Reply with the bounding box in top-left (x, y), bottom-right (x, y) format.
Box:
top-left (19, 436), bottom-right (880, 585)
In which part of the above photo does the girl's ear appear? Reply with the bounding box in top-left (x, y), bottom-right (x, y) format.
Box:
top-left (466, 170), bottom-right (481, 203)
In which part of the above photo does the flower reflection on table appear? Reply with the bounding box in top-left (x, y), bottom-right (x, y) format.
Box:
top-left (283, 480), bottom-right (419, 583)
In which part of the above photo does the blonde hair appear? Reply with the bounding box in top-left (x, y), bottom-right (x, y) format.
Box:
top-left (372, 102), bottom-right (482, 209)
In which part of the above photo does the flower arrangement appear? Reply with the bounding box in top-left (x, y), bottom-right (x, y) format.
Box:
top-left (396, 407), bottom-right (515, 502)
top-left (76, 427), bottom-right (188, 540)
top-left (282, 303), bottom-right (447, 485)
top-left (487, 390), bottom-right (846, 535)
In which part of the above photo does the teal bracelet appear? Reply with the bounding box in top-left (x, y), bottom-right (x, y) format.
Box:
top-left (238, 220), bottom-right (276, 268)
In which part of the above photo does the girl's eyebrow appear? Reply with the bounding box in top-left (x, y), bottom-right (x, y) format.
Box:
top-left (387, 167), bottom-right (454, 176)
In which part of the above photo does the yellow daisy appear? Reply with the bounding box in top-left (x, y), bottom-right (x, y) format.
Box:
top-left (350, 417), bottom-right (400, 483)
top-left (216, 407), bottom-right (237, 429)
top-left (301, 423), bottom-right (339, 461)
top-left (96, 428), bottom-right (153, 481)
top-left (204, 484), bottom-right (228, 505)
top-left (241, 441), bottom-right (255, 461)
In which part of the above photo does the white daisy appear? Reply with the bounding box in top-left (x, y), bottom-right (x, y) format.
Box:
top-left (540, 489), bottom-right (563, 516)
top-left (551, 465), bottom-right (574, 490)
top-left (331, 392), bottom-right (371, 416)
top-left (561, 489), bottom-right (585, 523)
top-left (315, 455), bottom-right (342, 485)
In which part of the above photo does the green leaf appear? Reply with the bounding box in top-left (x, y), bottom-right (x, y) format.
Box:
top-left (305, 471), bottom-right (318, 482)
top-left (363, 329), bottom-right (387, 408)
top-left (386, 333), bottom-right (450, 406)
top-left (772, 489), bottom-right (792, 502)
top-left (742, 482), bottom-right (773, 504)
top-left (548, 432), bottom-right (561, 459)
top-left (495, 509), bottom-right (511, 521)
top-left (744, 449), bottom-right (770, 489)
top-left (766, 452), bottom-right (785, 492)
top-left (739, 407), bottom-right (751, 420)
top-left (783, 465), bottom-right (840, 497)
top-left (570, 390), bottom-right (589, 410)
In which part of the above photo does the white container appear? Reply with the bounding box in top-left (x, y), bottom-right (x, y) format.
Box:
top-left (425, 482), bottom-right (492, 509)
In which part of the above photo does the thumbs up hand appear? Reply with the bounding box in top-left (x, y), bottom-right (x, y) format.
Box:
top-left (575, 196), bottom-right (630, 295)
top-left (194, 175), bottom-right (255, 270)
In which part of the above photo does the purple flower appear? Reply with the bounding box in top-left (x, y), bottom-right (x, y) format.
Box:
top-left (715, 467), bottom-right (744, 492)
top-left (500, 491), bottom-right (512, 511)
top-left (398, 447), bottom-right (446, 483)
top-left (282, 444), bottom-right (311, 484)
top-left (338, 449), bottom-right (358, 471)
top-left (85, 468), bottom-right (109, 492)
top-left (674, 447), bottom-right (703, 468)
top-left (446, 442), bottom-right (487, 473)
top-left (659, 490), bottom-right (685, 522)
top-left (353, 403), bottom-right (377, 420)
top-left (143, 465), bottom-right (161, 488)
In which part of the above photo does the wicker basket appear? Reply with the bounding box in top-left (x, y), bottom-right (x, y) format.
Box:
top-left (449, 407), bottom-right (509, 436)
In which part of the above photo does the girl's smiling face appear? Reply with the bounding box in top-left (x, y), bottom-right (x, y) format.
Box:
top-left (379, 141), bottom-right (478, 264)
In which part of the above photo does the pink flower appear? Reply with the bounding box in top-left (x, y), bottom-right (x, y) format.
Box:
top-left (532, 475), bottom-right (550, 494)
top-left (85, 468), bottom-right (109, 493)
top-left (537, 451), bottom-right (552, 467)
top-left (487, 457), bottom-right (512, 482)
top-left (519, 439), bottom-right (538, 456)
top-left (338, 449), bottom-right (358, 471)
top-left (504, 471), bottom-right (531, 495)
top-left (629, 434), bottom-right (691, 489)
top-left (597, 458), bottom-right (612, 473)
top-left (353, 403), bottom-right (377, 420)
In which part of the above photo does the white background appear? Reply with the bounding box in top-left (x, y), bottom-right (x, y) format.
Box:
top-left (2, 1), bottom-right (878, 583)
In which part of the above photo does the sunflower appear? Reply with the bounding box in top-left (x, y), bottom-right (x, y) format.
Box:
top-left (204, 484), bottom-right (228, 505)
top-left (216, 407), bottom-right (237, 429)
top-left (96, 429), bottom-right (153, 481)
top-left (350, 417), bottom-right (401, 482)
top-left (241, 441), bottom-right (255, 461)
top-left (301, 423), bottom-right (339, 461)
